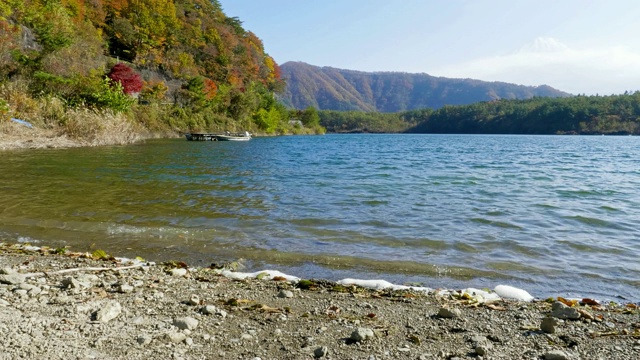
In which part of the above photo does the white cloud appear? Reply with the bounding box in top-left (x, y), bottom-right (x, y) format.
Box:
top-left (519, 37), bottom-right (569, 53)
top-left (432, 37), bottom-right (640, 95)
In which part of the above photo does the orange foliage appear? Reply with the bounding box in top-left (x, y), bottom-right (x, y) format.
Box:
top-left (272, 61), bottom-right (282, 80)
top-left (227, 72), bottom-right (242, 88)
top-left (61, 0), bottom-right (86, 23)
top-left (203, 78), bottom-right (217, 99)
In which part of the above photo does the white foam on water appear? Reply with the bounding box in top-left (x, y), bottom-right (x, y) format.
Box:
top-left (337, 278), bottom-right (433, 292)
top-left (494, 284), bottom-right (535, 302)
top-left (115, 257), bottom-right (155, 266)
top-left (17, 236), bottom-right (39, 243)
top-left (220, 270), bottom-right (300, 282)
top-left (211, 270), bottom-right (537, 303)
top-left (2, 242), bottom-right (539, 302)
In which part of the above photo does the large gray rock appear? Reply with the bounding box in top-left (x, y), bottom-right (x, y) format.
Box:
top-left (94, 301), bottom-right (122, 323)
top-left (62, 277), bottom-right (91, 289)
top-left (0, 274), bottom-right (26, 285)
top-left (438, 307), bottom-right (461, 319)
top-left (169, 268), bottom-right (187, 277)
top-left (201, 305), bottom-right (226, 318)
top-left (173, 316), bottom-right (199, 330)
top-left (187, 294), bottom-right (200, 306)
top-left (541, 316), bottom-right (560, 334)
top-left (0, 267), bottom-right (17, 275)
top-left (551, 302), bottom-right (580, 320)
top-left (350, 327), bottom-right (375, 342)
top-left (16, 283), bottom-right (40, 293)
top-left (544, 350), bottom-right (569, 360)
top-left (117, 284), bottom-right (134, 293)
top-left (163, 332), bottom-right (187, 343)
top-left (475, 344), bottom-right (491, 356)
top-left (137, 335), bottom-right (152, 345)
top-left (314, 346), bottom-right (329, 358)
top-left (278, 290), bottom-right (294, 298)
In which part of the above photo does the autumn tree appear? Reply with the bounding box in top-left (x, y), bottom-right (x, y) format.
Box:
top-left (107, 63), bottom-right (143, 95)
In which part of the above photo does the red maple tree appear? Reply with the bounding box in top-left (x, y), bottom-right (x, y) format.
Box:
top-left (107, 63), bottom-right (143, 95)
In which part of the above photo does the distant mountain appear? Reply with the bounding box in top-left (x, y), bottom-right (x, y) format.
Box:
top-left (279, 62), bottom-right (571, 112)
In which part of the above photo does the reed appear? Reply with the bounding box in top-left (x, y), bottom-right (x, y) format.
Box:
top-left (63, 108), bottom-right (145, 146)
top-left (1, 83), bottom-right (148, 147)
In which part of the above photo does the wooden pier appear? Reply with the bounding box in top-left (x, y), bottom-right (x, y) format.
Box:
top-left (185, 132), bottom-right (251, 141)
top-left (185, 133), bottom-right (219, 141)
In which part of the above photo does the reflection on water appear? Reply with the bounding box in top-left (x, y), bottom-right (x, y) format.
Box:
top-left (1, 134), bottom-right (640, 301)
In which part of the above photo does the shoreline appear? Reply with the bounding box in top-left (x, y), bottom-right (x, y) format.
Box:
top-left (0, 120), bottom-right (176, 151)
top-left (1, 242), bottom-right (639, 359)
top-left (0, 126), bottom-right (84, 150)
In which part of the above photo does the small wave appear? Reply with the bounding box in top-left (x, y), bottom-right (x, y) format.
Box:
top-left (557, 189), bottom-right (619, 198)
top-left (557, 189), bottom-right (599, 197)
top-left (286, 218), bottom-right (344, 227)
top-left (453, 242), bottom-right (480, 253)
top-left (565, 215), bottom-right (626, 230)
top-left (599, 205), bottom-right (620, 212)
top-left (470, 218), bottom-right (523, 230)
top-left (362, 199), bottom-right (389, 206)
top-left (486, 261), bottom-right (544, 273)
top-left (534, 203), bottom-right (559, 209)
top-left (558, 240), bottom-right (625, 255)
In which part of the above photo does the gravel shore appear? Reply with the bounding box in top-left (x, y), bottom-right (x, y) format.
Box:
top-left (0, 243), bottom-right (638, 360)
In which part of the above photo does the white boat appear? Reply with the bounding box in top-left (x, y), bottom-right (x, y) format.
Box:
top-left (216, 131), bottom-right (252, 141)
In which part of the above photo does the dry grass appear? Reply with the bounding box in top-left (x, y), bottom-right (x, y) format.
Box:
top-left (0, 121), bottom-right (78, 150)
top-left (62, 108), bottom-right (146, 146)
top-left (1, 84), bottom-right (150, 150)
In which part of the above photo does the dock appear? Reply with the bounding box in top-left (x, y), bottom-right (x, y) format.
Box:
top-left (185, 132), bottom-right (251, 141)
top-left (185, 133), bottom-right (219, 141)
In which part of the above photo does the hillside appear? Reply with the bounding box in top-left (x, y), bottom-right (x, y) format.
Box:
top-left (279, 62), bottom-right (571, 112)
top-left (0, 0), bottom-right (323, 143)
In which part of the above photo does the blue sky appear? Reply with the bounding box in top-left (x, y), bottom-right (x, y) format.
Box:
top-left (221, 0), bottom-right (640, 95)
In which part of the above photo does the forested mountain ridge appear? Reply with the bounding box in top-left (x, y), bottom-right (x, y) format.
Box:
top-left (0, 0), bottom-right (322, 140)
top-left (279, 61), bottom-right (571, 112)
top-left (317, 92), bottom-right (640, 135)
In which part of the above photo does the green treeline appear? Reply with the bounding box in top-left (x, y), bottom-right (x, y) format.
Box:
top-left (318, 110), bottom-right (427, 133)
top-left (0, 0), bottom-right (324, 141)
top-left (318, 93), bottom-right (640, 135)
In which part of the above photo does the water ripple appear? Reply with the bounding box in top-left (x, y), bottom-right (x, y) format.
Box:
top-left (1, 134), bottom-right (639, 301)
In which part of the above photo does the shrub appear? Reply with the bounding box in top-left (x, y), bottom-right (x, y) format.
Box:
top-left (84, 77), bottom-right (136, 113)
top-left (107, 63), bottom-right (143, 95)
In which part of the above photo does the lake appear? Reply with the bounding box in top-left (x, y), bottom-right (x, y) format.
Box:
top-left (1, 134), bottom-right (638, 301)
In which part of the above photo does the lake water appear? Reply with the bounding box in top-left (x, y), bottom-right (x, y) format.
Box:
top-left (1, 134), bottom-right (639, 301)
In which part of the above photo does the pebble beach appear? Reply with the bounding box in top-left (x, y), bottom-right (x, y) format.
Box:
top-left (0, 242), bottom-right (638, 360)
